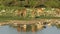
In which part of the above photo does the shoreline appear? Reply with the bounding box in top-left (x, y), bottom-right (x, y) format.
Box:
top-left (0, 19), bottom-right (60, 26)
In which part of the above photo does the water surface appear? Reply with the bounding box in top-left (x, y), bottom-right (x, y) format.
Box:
top-left (0, 24), bottom-right (60, 34)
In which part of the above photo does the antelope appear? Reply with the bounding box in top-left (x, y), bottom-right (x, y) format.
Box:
top-left (21, 9), bottom-right (27, 17)
top-left (36, 8), bottom-right (44, 16)
top-left (31, 9), bottom-right (36, 17)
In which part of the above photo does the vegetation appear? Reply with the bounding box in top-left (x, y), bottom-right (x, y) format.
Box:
top-left (0, 0), bottom-right (60, 8)
top-left (0, 0), bottom-right (60, 21)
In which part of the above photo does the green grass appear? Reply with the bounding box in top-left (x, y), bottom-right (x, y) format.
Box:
top-left (0, 15), bottom-right (60, 22)
top-left (0, 16), bottom-right (35, 22)
top-left (35, 15), bottom-right (60, 19)
top-left (0, 6), bottom-right (60, 22)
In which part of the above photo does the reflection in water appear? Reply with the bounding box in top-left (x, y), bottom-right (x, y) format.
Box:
top-left (10, 24), bottom-right (46, 32)
top-left (17, 26), bottom-right (20, 32)
top-left (55, 24), bottom-right (60, 29)
top-left (22, 24), bottom-right (26, 32)
top-left (31, 25), bottom-right (36, 32)
top-left (0, 22), bottom-right (60, 34)
top-left (10, 22), bottom-right (60, 32)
